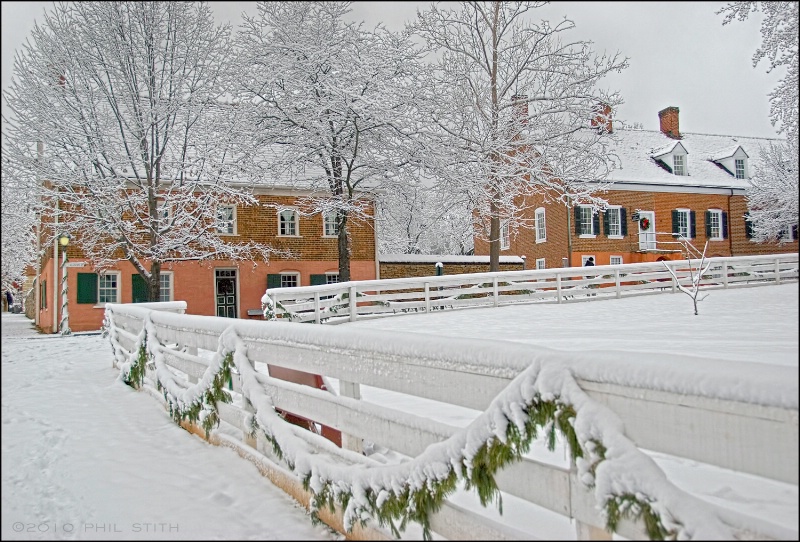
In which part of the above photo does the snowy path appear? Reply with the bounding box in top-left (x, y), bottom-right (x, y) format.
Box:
top-left (1, 313), bottom-right (337, 541)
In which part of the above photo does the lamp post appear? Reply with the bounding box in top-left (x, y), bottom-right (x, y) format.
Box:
top-left (59, 233), bottom-right (71, 335)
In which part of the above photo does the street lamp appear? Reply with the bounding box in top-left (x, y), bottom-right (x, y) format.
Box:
top-left (59, 233), bottom-right (71, 335)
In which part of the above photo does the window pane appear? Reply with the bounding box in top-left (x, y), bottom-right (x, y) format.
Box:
top-left (735, 159), bottom-right (745, 179)
top-left (580, 207), bottom-right (593, 235)
top-left (281, 274), bottom-right (298, 288)
top-left (677, 210), bottom-right (690, 238)
top-left (324, 212), bottom-right (339, 236)
top-left (608, 209), bottom-right (621, 236)
top-left (500, 221), bottom-right (510, 249)
top-left (280, 210), bottom-right (297, 236)
top-left (216, 206), bottom-right (234, 234)
top-left (326, 274), bottom-right (339, 284)
top-left (535, 209), bottom-right (546, 241)
top-left (709, 211), bottom-right (721, 238)
top-left (159, 274), bottom-right (171, 302)
top-left (674, 155), bottom-right (685, 176)
top-left (99, 274), bottom-right (118, 303)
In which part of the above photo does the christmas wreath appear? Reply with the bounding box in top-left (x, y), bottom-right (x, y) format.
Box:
top-left (639, 217), bottom-right (651, 230)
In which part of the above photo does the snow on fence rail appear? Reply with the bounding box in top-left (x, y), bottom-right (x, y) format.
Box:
top-left (262, 253), bottom-right (799, 324)
top-left (104, 300), bottom-right (798, 541)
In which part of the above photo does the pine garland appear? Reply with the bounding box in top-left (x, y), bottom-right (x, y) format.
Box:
top-left (106, 308), bottom-right (683, 540)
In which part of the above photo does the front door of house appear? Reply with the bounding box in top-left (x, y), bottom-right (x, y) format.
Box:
top-left (215, 269), bottom-right (237, 318)
top-left (638, 211), bottom-right (656, 251)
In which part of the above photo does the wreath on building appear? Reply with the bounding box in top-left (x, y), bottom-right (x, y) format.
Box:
top-left (639, 217), bottom-right (651, 230)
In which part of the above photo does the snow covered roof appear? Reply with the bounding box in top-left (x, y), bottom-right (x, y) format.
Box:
top-left (604, 128), bottom-right (783, 191)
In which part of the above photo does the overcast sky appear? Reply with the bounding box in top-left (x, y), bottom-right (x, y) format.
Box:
top-left (1, 1), bottom-right (784, 139)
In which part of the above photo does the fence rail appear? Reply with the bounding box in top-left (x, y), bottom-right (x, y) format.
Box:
top-left (105, 285), bottom-right (799, 541)
top-left (263, 254), bottom-right (799, 324)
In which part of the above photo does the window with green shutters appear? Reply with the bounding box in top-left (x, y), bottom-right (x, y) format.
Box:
top-left (267, 274), bottom-right (282, 289)
top-left (77, 273), bottom-right (98, 304)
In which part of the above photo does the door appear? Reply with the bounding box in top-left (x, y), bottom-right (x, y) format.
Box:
top-left (215, 269), bottom-right (237, 318)
top-left (638, 211), bottom-right (656, 251)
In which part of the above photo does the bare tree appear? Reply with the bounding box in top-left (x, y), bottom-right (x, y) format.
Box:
top-left (719, 2), bottom-right (799, 242)
top-left (663, 238), bottom-right (712, 316)
top-left (1, 157), bottom-right (36, 294)
top-left (236, 1), bottom-right (427, 282)
top-left (412, 1), bottom-right (628, 271)
top-left (2, 2), bottom-right (277, 301)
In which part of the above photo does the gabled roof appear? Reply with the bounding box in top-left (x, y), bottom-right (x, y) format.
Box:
top-left (604, 128), bottom-right (783, 190)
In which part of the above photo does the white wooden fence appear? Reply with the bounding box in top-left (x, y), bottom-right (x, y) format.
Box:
top-left (105, 286), bottom-right (798, 541)
top-left (263, 253), bottom-right (799, 324)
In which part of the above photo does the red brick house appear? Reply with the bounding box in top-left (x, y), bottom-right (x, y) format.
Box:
top-left (35, 186), bottom-right (378, 333)
top-left (474, 106), bottom-right (798, 268)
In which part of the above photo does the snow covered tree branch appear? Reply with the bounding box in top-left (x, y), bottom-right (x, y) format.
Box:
top-left (236, 1), bottom-right (429, 281)
top-left (663, 239), bottom-right (712, 316)
top-left (1, 2), bottom-right (280, 301)
top-left (411, 1), bottom-right (628, 270)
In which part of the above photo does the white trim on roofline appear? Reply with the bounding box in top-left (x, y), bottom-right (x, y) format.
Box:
top-left (588, 180), bottom-right (746, 196)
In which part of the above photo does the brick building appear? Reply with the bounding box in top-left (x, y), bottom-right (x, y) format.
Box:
top-left (474, 106), bottom-right (798, 268)
top-left (35, 186), bottom-right (378, 333)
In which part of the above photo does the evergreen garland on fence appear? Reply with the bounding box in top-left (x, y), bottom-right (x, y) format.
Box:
top-left (109, 310), bottom-right (683, 541)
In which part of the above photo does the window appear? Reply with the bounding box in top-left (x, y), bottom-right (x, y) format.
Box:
top-left (610, 255), bottom-right (623, 266)
top-left (535, 258), bottom-right (546, 270)
top-left (325, 273), bottom-right (339, 284)
top-left (705, 209), bottom-right (727, 240)
top-left (156, 201), bottom-right (170, 226)
top-left (500, 220), bottom-right (510, 250)
top-left (98, 272), bottom-right (120, 303)
top-left (534, 208), bottom-right (546, 243)
top-left (159, 272), bottom-right (173, 302)
top-left (216, 205), bottom-right (236, 235)
top-left (323, 211), bottom-right (339, 237)
top-left (280, 273), bottom-right (299, 288)
top-left (673, 154), bottom-right (686, 176)
top-left (735, 158), bottom-right (746, 179)
top-left (279, 209), bottom-right (299, 236)
top-left (671, 209), bottom-right (695, 239)
top-left (575, 206), bottom-right (598, 236)
top-left (603, 207), bottom-right (625, 237)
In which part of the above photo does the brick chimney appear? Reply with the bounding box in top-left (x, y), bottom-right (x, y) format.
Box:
top-left (591, 102), bottom-right (612, 133)
top-left (658, 106), bottom-right (680, 139)
top-left (511, 94), bottom-right (528, 125)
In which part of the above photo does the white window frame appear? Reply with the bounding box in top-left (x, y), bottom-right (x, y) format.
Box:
top-left (98, 271), bottom-right (120, 304)
top-left (159, 272), bottom-right (173, 302)
top-left (216, 205), bottom-right (236, 235)
top-left (578, 206), bottom-right (596, 237)
top-left (581, 255), bottom-right (596, 266)
top-left (534, 207), bottom-right (546, 243)
top-left (323, 211), bottom-right (339, 237)
top-left (156, 200), bottom-right (171, 227)
top-left (535, 258), bottom-right (546, 270)
top-left (735, 158), bottom-right (746, 179)
top-left (279, 208), bottom-right (300, 237)
top-left (280, 272), bottom-right (300, 288)
top-left (325, 273), bottom-right (339, 284)
top-left (673, 154), bottom-right (686, 176)
top-left (708, 209), bottom-right (723, 240)
top-left (675, 208), bottom-right (692, 239)
top-left (606, 206), bottom-right (623, 238)
top-left (500, 220), bottom-right (510, 250)
top-left (610, 255), bottom-right (623, 266)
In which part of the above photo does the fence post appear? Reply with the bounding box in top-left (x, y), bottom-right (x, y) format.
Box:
top-left (339, 380), bottom-right (363, 453)
top-left (671, 263), bottom-right (678, 293)
top-left (775, 258), bottom-right (781, 285)
top-left (493, 276), bottom-right (499, 307)
top-left (722, 260), bottom-right (729, 289)
top-left (424, 282), bottom-right (430, 313)
top-left (314, 292), bottom-right (320, 324)
top-left (615, 269), bottom-right (621, 299)
top-left (349, 285), bottom-right (357, 322)
top-left (556, 274), bottom-right (562, 304)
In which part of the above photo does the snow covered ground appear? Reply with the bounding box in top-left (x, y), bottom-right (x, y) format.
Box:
top-left (1, 282), bottom-right (797, 540)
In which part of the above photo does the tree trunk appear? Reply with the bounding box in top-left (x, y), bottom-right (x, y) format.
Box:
top-left (338, 212), bottom-right (350, 283)
top-left (489, 202), bottom-right (500, 272)
top-left (149, 261), bottom-right (161, 302)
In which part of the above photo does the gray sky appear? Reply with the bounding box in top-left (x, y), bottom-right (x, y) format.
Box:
top-left (1, 1), bottom-right (783, 138)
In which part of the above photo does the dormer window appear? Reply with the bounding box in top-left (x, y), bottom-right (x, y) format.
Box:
top-left (673, 154), bottom-right (686, 176)
top-left (735, 158), bottom-right (745, 179)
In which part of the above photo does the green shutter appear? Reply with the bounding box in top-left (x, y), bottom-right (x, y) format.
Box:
top-left (592, 212), bottom-right (599, 235)
top-left (310, 274), bottom-right (327, 286)
top-left (671, 210), bottom-right (679, 235)
top-left (722, 212), bottom-right (729, 239)
top-left (603, 210), bottom-right (610, 236)
top-left (574, 207), bottom-right (580, 235)
top-left (744, 217), bottom-right (754, 239)
top-left (620, 208), bottom-right (627, 236)
top-left (132, 274), bottom-right (148, 303)
top-left (267, 274), bottom-right (281, 289)
top-left (705, 211), bottom-right (712, 237)
top-left (690, 211), bottom-right (696, 238)
top-left (77, 273), bottom-right (98, 304)
top-left (41, 280), bottom-right (47, 309)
